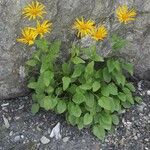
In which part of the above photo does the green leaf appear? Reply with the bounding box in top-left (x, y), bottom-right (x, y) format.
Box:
top-left (56, 100), bottom-right (67, 114)
top-left (40, 59), bottom-right (49, 74)
top-left (67, 114), bottom-right (77, 126)
top-left (92, 81), bottom-right (101, 92)
top-left (72, 64), bottom-right (85, 78)
top-left (85, 61), bottom-right (94, 75)
top-left (125, 83), bottom-right (136, 92)
top-left (35, 38), bottom-right (49, 51)
top-left (45, 86), bottom-right (54, 94)
top-left (108, 83), bottom-right (118, 95)
top-left (123, 87), bottom-right (131, 94)
top-left (103, 68), bottom-right (111, 83)
top-left (134, 96), bottom-right (142, 104)
top-left (122, 101), bottom-right (131, 108)
top-left (31, 103), bottom-right (39, 114)
top-left (114, 60), bottom-right (121, 71)
top-left (112, 114), bottom-right (119, 125)
top-left (111, 34), bottom-right (127, 51)
top-left (101, 113), bottom-right (112, 124)
top-left (111, 70), bottom-right (125, 86)
top-left (83, 113), bottom-right (93, 125)
top-left (67, 84), bottom-right (77, 95)
top-left (92, 54), bottom-right (104, 62)
top-left (72, 91), bottom-right (85, 104)
top-left (118, 92), bottom-right (126, 102)
top-left (70, 104), bottom-right (82, 117)
top-left (93, 125), bottom-right (105, 140)
top-left (122, 62), bottom-right (134, 76)
top-left (98, 97), bottom-right (112, 110)
top-left (43, 71), bottom-right (54, 87)
top-left (27, 82), bottom-right (37, 89)
top-left (126, 93), bottom-right (134, 104)
top-left (79, 84), bottom-right (91, 90)
top-left (101, 85), bottom-right (110, 97)
top-left (85, 93), bottom-right (95, 108)
top-left (77, 117), bottom-right (84, 130)
top-left (26, 59), bottom-right (37, 67)
top-left (72, 57), bottom-right (85, 64)
top-left (62, 77), bottom-right (71, 91)
top-left (113, 98), bottom-right (121, 112)
top-left (62, 63), bottom-right (71, 75)
top-left (100, 113), bottom-right (112, 130)
top-left (107, 60), bottom-right (115, 72)
top-left (49, 40), bottom-right (61, 56)
top-left (43, 96), bottom-right (58, 110)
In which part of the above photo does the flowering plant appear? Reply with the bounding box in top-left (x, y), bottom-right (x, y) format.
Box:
top-left (17, 1), bottom-right (141, 140)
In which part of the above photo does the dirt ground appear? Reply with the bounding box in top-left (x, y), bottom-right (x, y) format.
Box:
top-left (0, 80), bottom-right (150, 150)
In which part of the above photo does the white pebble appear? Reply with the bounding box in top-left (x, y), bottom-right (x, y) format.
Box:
top-left (9, 131), bottom-right (13, 136)
top-left (147, 90), bottom-right (150, 95)
top-left (1, 103), bottom-right (9, 107)
top-left (2, 115), bottom-right (10, 128)
top-left (63, 137), bottom-right (70, 142)
top-left (14, 136), bottom-right (21, 142)
top-left (40, 136), bottom-right (50, 144)
top-left (50, 122), bottom-right (62, 140)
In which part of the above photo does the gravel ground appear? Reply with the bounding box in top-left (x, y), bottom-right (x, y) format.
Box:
top-left (0, 80), bottom-right (150, 150)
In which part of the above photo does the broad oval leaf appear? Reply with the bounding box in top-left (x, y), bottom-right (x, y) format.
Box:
top-left (83, 113), bottom-right (93, 125)
top-left (62, 77), bottom-right (71, 91)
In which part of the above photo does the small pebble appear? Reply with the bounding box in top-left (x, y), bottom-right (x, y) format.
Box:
top-left (63, 137), bottom-right (70, 143)
top-left (146, 90), bottom-right (150, 95)
top-left (40, 136), bottom-right (50, 144)
top-left (1, 103), bottom-right (9, 107)
top-left (9, 131), bottom-right (13, 136)
top-left (14, 136), bottom-right (21, 142)
top-left (2, 115), bottom-right (10, 128)
top-left (137, 102), bottom-right (146, 112)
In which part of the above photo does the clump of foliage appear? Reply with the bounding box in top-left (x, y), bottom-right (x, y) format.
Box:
top-left (17, 1), bottom-right (141, 140)
top-left (26, 38), bottom-right (141, 140)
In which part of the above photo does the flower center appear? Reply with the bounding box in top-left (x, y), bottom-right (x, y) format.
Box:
top-left (31, 8), bottom-right (39, 15)
top-left (26, 36), bottom-right (33, 42)
top-left (122, 14), bottom-right (129, 20)
top-left (37, 27), bottom-right (45, 34)
top-left (80, 24), bottom-right (88, 30)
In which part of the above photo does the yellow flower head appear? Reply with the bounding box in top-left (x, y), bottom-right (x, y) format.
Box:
top-left (35, 20), bottom-right (52, 38)
top-left (73, 17), bottom-right (95, 38)
top-left (116, 5), bottom-right (136, 24)
top-left (17, 28), bottom-right (37, 45)
top-left (91, 25), bottom-right (108, 41)
top-left (23, 1), bottom-right (46, 20)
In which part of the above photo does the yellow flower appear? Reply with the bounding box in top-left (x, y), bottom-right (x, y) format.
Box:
top-left (17, 28), bottom-right (37, 45)
top-left (91, 25), bottom-right (107, 41)
top-left (35, 20), bottom-right (52, 38)
top-left (116, 5), bottom-right (136, 24)
top-left (73, 17), bottom-right (95, 38)
top-left (23, 1), bottom-right (46, 20)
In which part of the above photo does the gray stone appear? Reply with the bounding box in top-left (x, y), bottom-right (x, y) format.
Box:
top-left (14, 135), bottom-right (21, 142)
top-left (40, 136), bottom-right (50, 144)
top-left (0, 0), bottom-right (150, 99)
top-left (62, 137), bottom-right (70, 142)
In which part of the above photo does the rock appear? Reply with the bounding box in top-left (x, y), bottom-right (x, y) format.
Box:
top-left (14, 135), bottom-right (21, 142)
top-left (40, 136), bottom-right (50, 144)
top-left (2, 115), bottom-right (10, 128)
top-left (0, 0), bottom-right (150, 99)
top-left (63, 137), bottom-right (70, 142)
top-left (9, 131), bottom-right (13, 136)
top-left (1, 103), bottom-right (9, 107)
top-left (50, 122), bottom-right (61, 140)
top-left (50, 122), bottom-right (62, 140)
top-left (146, 90), bottom-right (150, 95)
